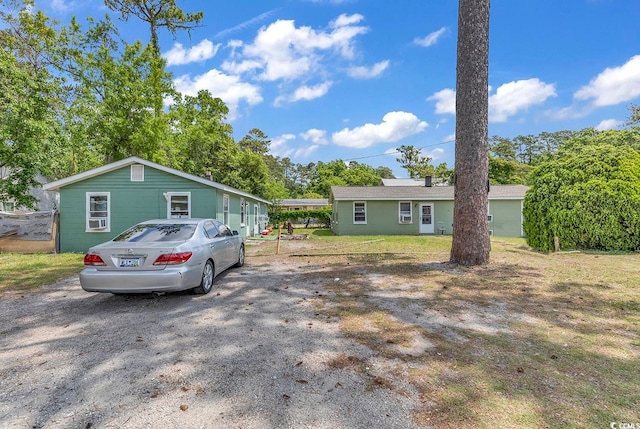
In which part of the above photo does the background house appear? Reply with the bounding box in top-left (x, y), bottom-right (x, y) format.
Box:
top-left (330, 184), bottom-right (528, 237)
top-left (44, 157), bottom-right (270, 253)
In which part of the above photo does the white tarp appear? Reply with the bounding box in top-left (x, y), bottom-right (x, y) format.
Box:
top-left (0, 210), bottom-right (55, 241)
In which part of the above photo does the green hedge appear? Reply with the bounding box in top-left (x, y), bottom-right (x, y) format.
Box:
top-left (523, 139), bottom-right (640, 252)
top-left (268, 207), bottom-right (332, 228)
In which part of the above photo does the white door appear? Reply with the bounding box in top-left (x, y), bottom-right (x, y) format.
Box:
top-left (253, 204), bottom-right (259, 235)
top-left (419, 203), bottom-right (434, 234)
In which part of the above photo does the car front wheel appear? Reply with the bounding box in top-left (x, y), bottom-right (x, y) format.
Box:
top-left (193, 260), bottom-right (214, 294)
top-left (234, 245), bottom-right (245, 268)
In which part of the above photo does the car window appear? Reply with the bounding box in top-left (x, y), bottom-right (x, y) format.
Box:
top-left (216, 223), bottom-right (233, 237)
top-left (113, 224), bottom-right (196, 242)
top-left (203, 221), bottom-right (220, 239)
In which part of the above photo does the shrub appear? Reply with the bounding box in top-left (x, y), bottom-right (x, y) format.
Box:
top-left (523, 134), bottom-right (640, 252)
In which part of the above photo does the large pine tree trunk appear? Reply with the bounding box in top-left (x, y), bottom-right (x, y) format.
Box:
top-left (450, 0), bottom-right (491, 265)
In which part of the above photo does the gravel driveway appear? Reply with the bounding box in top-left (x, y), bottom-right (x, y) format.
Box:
top-left (0, 249), bottom-right (423, 429)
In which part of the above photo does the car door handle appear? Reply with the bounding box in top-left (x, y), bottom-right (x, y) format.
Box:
top-left (210, 244), bottom-right (215, 248)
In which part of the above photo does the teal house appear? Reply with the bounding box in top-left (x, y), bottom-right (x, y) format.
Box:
top-left (43, 157), bottom-right (271, 253)
top-left (330, 184), bottom-right (528, 237)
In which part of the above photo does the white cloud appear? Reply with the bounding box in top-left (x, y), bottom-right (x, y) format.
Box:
top-left (347, 60), bottom-right (390, 79)
top-left (221, 14), bottom-right (368, 81)
top-left (173, 69), bottom-right (263, 120)
top-left (332, 111), bottom-right (428, 149)
top-left (275, 81), bottom-right (333, 105)
top-left (414, 27), bottom-right (447, 47)
top-left (214, 9), bottom-right (279, 39)
top-left (50, 0), bottom-right (70, 11)
top-left (269, 133), bottom-right (297, 158)
top-left (595, 119), bottom-right (624, 131)
top-left (427, 88), bottom-right (456, 115)
top-left (443, 133), bottom-right (455, 143)
top-left (291, 81), bottom-right (333, 101)
top-left (574, 55), bottom-right (640, 106)
top-left (163, 40), bottom-right (220, 66)
top-left (300, 128), bottom-right (329, 145)
top-left (489, 78), bottom-right (557, 122)
top-left (428, 79), bottom-right (557, 122)
top-left (294, 145), bottom-right (320, 158)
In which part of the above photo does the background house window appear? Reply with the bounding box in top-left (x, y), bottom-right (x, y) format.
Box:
top-left (167, 192), bottom-right (190, 218)
top-left (223, 194), bottom-right (230, 225)
top-left (0, 201), bottom-right (15, 212)
top-left (399, 201), bottom-right (412, 223)
top-left (353, 201), bottom-right (367, 224)
top-left (86, 192), bottom-right (110, 231)
top-left (131, 164), bottom-right (144, 181)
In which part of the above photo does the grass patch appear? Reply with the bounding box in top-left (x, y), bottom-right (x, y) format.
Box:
top-left (266, 237), bottom-right (640, 428)
top-left (0, 253), bottom-right (84, 293)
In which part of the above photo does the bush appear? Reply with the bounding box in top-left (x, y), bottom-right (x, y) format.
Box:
top-left (523, 134), bottom-right (640, 252)
top-left (268, 207), bottom-right (332, 228)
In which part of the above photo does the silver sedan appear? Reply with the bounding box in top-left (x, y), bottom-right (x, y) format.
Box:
top-left (79, 218), bottom-right (245, 294)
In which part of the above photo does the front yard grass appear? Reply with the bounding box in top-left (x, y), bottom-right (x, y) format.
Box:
top-left (261, 234), bottom-right (640, 428)
top-left (0, 252), bottom-right (84, 293)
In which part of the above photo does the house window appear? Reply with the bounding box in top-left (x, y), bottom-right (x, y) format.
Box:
top-left (399, 201), bottom-right (412, 223)
top-left (1, 201), bottom-right (15, 212)
top-left (240, 198), bottom-right (246, 225)
top-left (353, 201), bottom-right (366, 224)
top-left (131, 164), bottom-right (144, 181)
top-left (488, 214), bottom-right (493, 222)
top-left (166, 192), bottom-right (191, 218)
top-left (86, 192), bottom-right (110, 232)
top-left (223, 194), bottom-right (230, 225)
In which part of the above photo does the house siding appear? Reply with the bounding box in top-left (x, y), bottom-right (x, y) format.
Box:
top-left (332, 198), bottom-right (523, 237)
top-left (332, 200), bottom-right (455, 236)
top-left (57, 165), bottom-right (268, 253)
top-left (488, 200), bottom-right (523, 237)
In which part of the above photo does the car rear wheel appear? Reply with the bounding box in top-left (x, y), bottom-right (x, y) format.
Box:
top-left (234, 245), bottom-right (245, 268)
top-left (193, 260), bottom-right (214, 294)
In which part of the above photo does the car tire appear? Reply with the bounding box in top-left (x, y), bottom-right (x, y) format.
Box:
top-left (234, 245), bottom-right (245, 268)
top-left (193, 260), bottom-right (214, 294)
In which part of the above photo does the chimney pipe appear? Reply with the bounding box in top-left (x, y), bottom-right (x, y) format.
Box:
top-left (425, 176), bottom-right (432, 187)
top-left (205, 171), bottom-right (212, 181)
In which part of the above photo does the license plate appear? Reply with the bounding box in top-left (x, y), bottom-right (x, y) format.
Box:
top-left (119, 258), bottom-right (140, 268)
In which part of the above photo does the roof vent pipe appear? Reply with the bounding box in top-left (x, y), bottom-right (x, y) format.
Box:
top-left (425, 176), bottom-right (432, 187)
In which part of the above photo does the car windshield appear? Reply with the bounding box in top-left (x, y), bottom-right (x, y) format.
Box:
top-left (113, 223), bottom-right (196, 242)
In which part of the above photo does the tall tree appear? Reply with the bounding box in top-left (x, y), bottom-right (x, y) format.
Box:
top-left (239, 128), bottom-right (270, 156)
top-left (396, 144), bottom-right (433, 178)
top-left (450, 0), bottom-right (490, 266)
top-left (104, 0), bottom-right (203, 56)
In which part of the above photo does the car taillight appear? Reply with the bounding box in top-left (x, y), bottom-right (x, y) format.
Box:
top-left (153, 252), bottom-right (193, 265)
top-left (84, 254), bottom-right (106, 266)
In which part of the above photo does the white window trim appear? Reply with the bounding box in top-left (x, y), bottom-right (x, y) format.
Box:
top-left (353, 201), bottom-right (367, 224)
top-left (399, 201), bottom-right (412, 224)
top-left (131, 164), bottom-right (144, 181)
top-left (86, 192), bottom-right (110, 232)
top-left (166, 192), bottom-right (191, 219)
top-left (240, 198), bottom-right (246, 226)
top-left (223, 194), bottom-right (230, 226)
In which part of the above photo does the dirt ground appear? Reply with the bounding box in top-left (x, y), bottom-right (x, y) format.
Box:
top-left (0, 240), bottom-right (426, 429)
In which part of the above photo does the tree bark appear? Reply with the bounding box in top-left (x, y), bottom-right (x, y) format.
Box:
top-left (450, 0), bottom-right (491, 266)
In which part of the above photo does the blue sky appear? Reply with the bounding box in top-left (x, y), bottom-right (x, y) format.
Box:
top-left (42, 0), bottom-right (640, 177)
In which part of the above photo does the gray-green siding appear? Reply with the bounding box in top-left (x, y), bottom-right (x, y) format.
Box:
top-left (58, 166), bottom-right (266, 252)
top-left (331, 199), bottom-right (523, 237)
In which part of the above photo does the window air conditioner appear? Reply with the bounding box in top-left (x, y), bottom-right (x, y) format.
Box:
top-left (401, 215), bottom-right (412, 222)
top-left (89, 218), bottom-right (107, 229)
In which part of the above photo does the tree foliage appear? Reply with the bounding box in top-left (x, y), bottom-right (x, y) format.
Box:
top-left (104, 0), bottom-right (203, 55)
top-left (396, 144), bottom-right (433, 179)
top-left (523, 128), bottom-right (640, 252)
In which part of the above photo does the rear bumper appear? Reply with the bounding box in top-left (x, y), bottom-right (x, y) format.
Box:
top-left (79, 264), bottom-right (203, 293)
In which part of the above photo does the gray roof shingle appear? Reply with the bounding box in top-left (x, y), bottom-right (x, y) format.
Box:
top-left (331, 185), bottom-right (528, 200)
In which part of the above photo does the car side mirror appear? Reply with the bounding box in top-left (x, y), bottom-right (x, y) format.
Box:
top-left (232, 230), bottom-right (239, 236)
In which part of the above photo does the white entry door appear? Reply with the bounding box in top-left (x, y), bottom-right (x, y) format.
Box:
top-left (419, 203), bottom-right (434, 234)
top-left (253, 204), bottom-right (259, 235)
